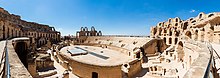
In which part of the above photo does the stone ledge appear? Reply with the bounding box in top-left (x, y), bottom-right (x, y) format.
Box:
top-left (7, 40), bottom-right (32, 78)
top-left (183, 42), bottom-right (211, 78)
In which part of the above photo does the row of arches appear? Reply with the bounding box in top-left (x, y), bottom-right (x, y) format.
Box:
top-left (0, 21), bottom-right (23, 40)
top-left (77, 27), bottom-right (102, 37)
top-left (81, 26), bottom-right (96, 31)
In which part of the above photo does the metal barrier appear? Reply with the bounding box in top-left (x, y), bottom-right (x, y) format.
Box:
top-left (0, 40), bottom-right (10, 78)
top-left (5, 40), bottom-right (10, 78)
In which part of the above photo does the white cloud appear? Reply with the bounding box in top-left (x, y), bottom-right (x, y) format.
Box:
top-left (189, 9), bottom-right (196, 13)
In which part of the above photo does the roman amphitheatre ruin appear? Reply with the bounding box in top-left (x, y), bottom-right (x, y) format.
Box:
top-left (0, 7), bottom-right (220, 78)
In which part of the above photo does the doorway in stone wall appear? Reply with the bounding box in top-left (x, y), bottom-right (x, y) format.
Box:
top-left (15, 42), bottom-right (28, 68)
top-left (140, 47), bottom-right (148, 63)
top-left (92, 72), bottom-right (98, 78)
top-left (177, 41), bottom-right (184, 61)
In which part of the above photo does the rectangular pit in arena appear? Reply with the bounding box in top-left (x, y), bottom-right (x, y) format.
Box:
top-left (67, 48), bottom-right (88, 56)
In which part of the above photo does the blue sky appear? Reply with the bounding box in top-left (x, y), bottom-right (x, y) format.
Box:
top-left (0, 0), bottom-right (219, 36)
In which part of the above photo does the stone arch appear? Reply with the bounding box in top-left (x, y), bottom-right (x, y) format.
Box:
top-left (208, 13), bottom-right (214, 17)
top-left (169, 38), bottom-right (172, 44)
top-left (80, 27), bottom-right (84, 31)
top-left (200, 28), bottom-right (205, 42)
top-left (185, 31), bottom-right (192, 39)
top-left (199, 14), bottom-right (203, 19)
top-left (175, 23), bottom-right (178, 26)
top-left (83, 27), bottom-right (85, 31)
top-left (168, 18), bottom-right (172, 23)
top-left (85, 27), bottom-right (88, 31)
top-left (153, 28), bottom-right (157, 35)
top-left (198, 12), bottom-right (205, 19)
top-left (195, 30), bottom-right (198, 40)
top-left (169, 29), bottom-right (172, 36)
top-left (176, 41), bottom-right (184, 61)
top-left (91, 26), bottom-right (96, 31)
top-left (92, 72), bottom-right (98, 78)
top-left (163, 28), bottom-right (167, 35)
top-left (175, 38), bottom-right (178, 44)
top-left (98, 31), bottom-right (102, 36)
top-left (183, 22), bottom-right (188, 30)
top-left (176, 18), bottom-right (178, 22)
top-left (175, 31), bottom-right (179, 36)
top-left (163, 38), bottom-right (166, 44)
top-left (15, 42), bottom-right (28, 68)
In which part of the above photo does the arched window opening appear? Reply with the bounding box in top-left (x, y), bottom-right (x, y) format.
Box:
top-left (164, 38), bottom-right (166, 43)
top-left (175, 23), bottom-right (178, 26)
top-left (185, 31), bottom-right (192, 39)
top-left (175, 38), bottom-right (178, 44)
top-left (195, 30), bottom-right (198, 40)
top-left (177, 41), bottom-right (184, 61)
top-left (208, 14), bottom-right (214, 17)
top-left (169, 38), bottom-right (172, 44)
top-left (92, 72), bottom-right (98, 78)
top-left (183, 22), bottom-right (188, 30)
top-left (199, 14), bottom-right (203, 19)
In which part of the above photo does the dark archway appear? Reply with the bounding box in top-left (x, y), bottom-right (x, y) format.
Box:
top-left (195, 30), bottom-right (198, 40)
top-left (169, 38), bottom-right (172, 44)
top-left (140, 47), bottom-right (148, 63)
top-left (185, 31), bottom-right (192, 39)
top-left (169, 30), bottom-right (172, 36)
top-left (15, 42), bottom-right (28, 68)
top-left (177, 41), bottom-right (184, 61)
top-left (136, 52), bottom-right (140, 58)
top-left (183, 22), bottom-right (188, 30)
top-left (92, 72), bottom-right (98, 78)
top-left (175, 38), bottom-right (178, 44)
top-left (199, 14), bottom-right (203, 19)
top-left (163, 38), bottom-right (166, 44)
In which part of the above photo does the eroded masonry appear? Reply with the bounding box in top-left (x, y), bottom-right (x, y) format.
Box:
top-left (0, 7), bottom-right (219, 78)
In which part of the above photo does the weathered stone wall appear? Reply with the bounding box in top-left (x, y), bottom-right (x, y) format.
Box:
top-left (7, 40), bottom-right (32, 78)
top-left (150, 12), bottom-right (220, 45)
top-left (142, 38), bottom-right (168, 55)
top-left (183, 41), bottom-right (211, 78)
top-left (0, 7), bottom-right (60, 46)
top-left (76, 36), bottom-right (153, 58)
top-left (127, 59), bottom-right (142, 78)
top-left (58, 53), bottom-right (122, 78)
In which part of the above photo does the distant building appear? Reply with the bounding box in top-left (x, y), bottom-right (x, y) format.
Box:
top-left (76, 26), bottom-right (102, 38)
top-left (76, 26), bottom-right (102, 43)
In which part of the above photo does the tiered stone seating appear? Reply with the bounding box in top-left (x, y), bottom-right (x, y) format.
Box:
top-left (81, 36), bottom-right (152, 57)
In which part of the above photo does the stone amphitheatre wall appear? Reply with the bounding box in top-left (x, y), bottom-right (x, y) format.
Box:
top-left (57, 53), bottom-right (142, 78)
top-left (0, 7), bottom-right (60, 47)
top-left (5, 40), bottom-right (32, 78)
top-left (57, 36), bottom-right (146, 78)
top-left (142, 38), bottom-right (168, 56)
top-left (77, 36), bottom-right (168, 58)
top-left (58, 53), bottom-right (121, 78)
top-left (150, 12), bottom-right (220, 46)
top-left (149, 12), bottom-right (215, 77)
top-left (182, 41), bottom-right (211, 78)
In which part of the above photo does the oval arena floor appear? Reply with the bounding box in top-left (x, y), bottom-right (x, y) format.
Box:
top-left (60, 45), bottom-right (133, 66)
